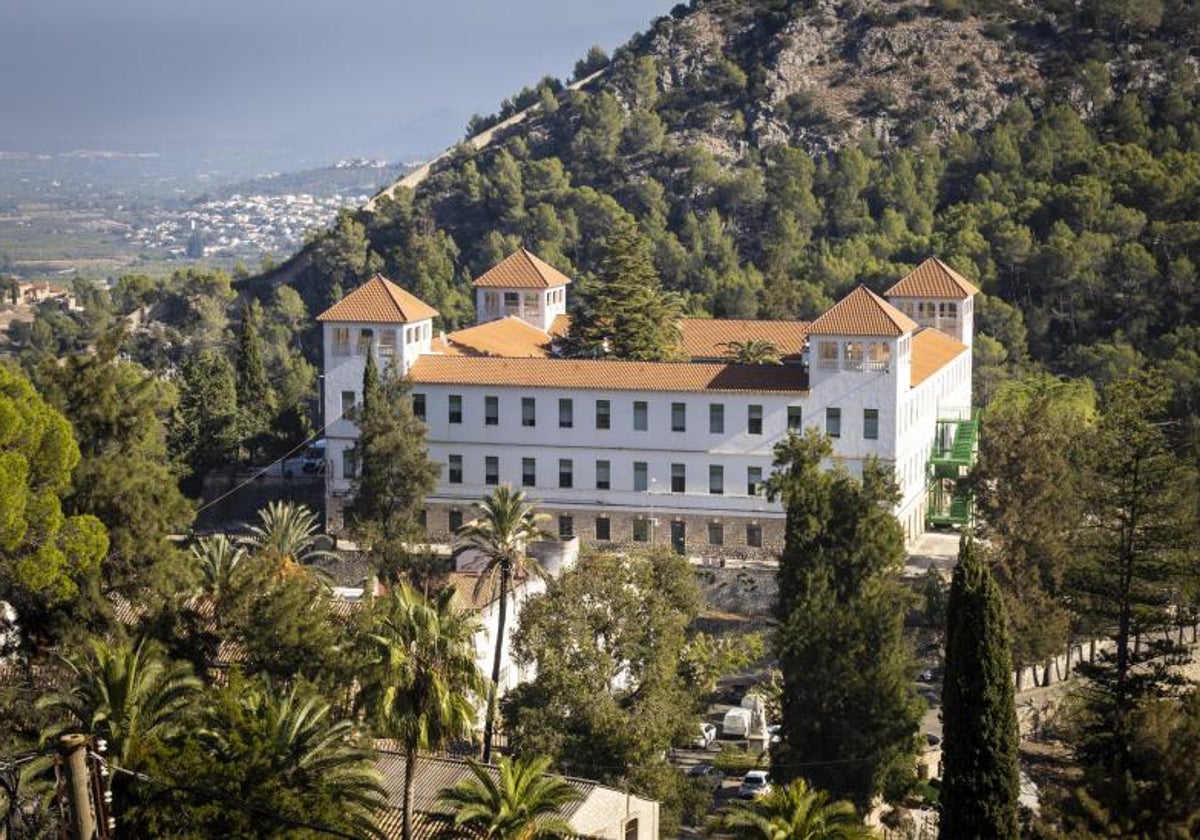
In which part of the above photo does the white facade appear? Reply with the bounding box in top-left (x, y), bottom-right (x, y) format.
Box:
top-left (318, 255), bottom-right (976, 549)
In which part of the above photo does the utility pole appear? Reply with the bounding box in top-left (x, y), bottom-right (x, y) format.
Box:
top-left (57, 735), bottom-right (96, 840)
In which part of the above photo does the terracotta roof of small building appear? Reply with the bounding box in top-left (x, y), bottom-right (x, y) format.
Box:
top-left (807, 285), bottom-right (918, 337)
top-left (677, 318), bottom-right (809, 360)
top-left (886, 258), bottom-right (980, 299)
top-left (549, 313), bottom-right (571, 337)
top-left (317, 274), bottom-right (440, 324)
top-left (439, 317), bottom-right (553, 358)
top-left (472, 249), bottom-right (573, 289)
top-left (409, 355), bottom-right (808, 394)
top-left (910, 328), bottom-right (969, 387)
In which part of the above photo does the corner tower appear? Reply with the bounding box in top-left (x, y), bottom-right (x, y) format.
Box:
top-left (472, 248), bottom-right (570, 332)
top-left (885, 258), bottom-right (978, 349)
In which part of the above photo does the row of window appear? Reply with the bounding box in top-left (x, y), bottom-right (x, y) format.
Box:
top-left (815, 340), bottom-right (894, 372)
top-left (414, 393), bottom-right (880, 441)
top-left (444, 455), bottom-right (768, 495)
top-left (331, 325), bottom-right (428, 357)
top-left (440, 509), bottom-right (764, 549)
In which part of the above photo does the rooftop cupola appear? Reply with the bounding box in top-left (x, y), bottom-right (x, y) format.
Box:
top-left (806, 284), bottom-right (917, 392)
top-left (472, 248), bottom-right (571, 333)
top-left (885, 257), bottom-right (978, 349)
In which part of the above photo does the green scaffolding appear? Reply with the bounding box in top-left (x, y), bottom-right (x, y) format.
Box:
top-left (925, 413), bottom-right (979, 528)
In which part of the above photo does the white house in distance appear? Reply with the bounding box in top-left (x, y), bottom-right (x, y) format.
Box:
top-left (318, 250), bottom-right (978, 555)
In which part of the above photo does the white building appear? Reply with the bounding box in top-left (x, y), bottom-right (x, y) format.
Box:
top-left (318, 251), bottom-right (978, 555)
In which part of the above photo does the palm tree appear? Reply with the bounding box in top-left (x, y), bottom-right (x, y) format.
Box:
top-left (200, 679), bottom-right (385, 838)
top-left (38, 637), bottom-right (201, 770)
top-left (358, 582), bottom-right (488, 840)
top-left (712, 778), bottom-right (873, 839)
top-left (436, 754), bottom-right (582, 839)
top-left (721, 339), bottom-right (783, 365)
top-left (247, 500), bottom-right (336, 567)
top-left (454, 484), bottom-right (549, 762)
top-left (191, 533), bottom-right (247, 611)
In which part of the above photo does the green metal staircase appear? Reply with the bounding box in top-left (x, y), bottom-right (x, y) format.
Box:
top-left (925, 414), bottom-right (979, 528)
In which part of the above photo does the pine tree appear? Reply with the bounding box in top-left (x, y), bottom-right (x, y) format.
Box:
top-left (564, 216), bottom-right (682, 361)
top-left (940, 535), bottom-right (1020, 840)
top-left (769, 430), bottom-right (923, 807)
top-left (346, 364), bottom-right (439, 584)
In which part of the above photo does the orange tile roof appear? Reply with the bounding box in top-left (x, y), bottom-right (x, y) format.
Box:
top-left (887, 258), bottom-right (980, 299)
top-left (677, 318), bottom-right (809, 360)
top-left (807, 285), bottom-right (918, 337)
top-left (317, 274), bottom-right (440, 323)
top-left (549, 313), bottom-right (571, 338)
top-left (410, 355), bottom-right (808, 394)
top-left (439, 317), bottom-right (553, 358)
top-left (472, 248), bottom-right (573, 289)
top-left (910, 328), bottom-right (969, 387)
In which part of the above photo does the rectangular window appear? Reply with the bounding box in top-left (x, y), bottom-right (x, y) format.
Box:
top-left (332, 327), bottom-right (350, 356)
top-left (449, 509), bottom-right (463, 532)
top-left (787, 406), bottom-right (803, 432)
top-left (485, 396), bottom-right (499, 426)
top-left (633, 461), bottom-right (648, 492)
top-left (844, 341), bottom-right (864, 371)
top-left (341, 390), bottom-right (356, 417)
top-left (485, 456), bottom-right (499, 486)
top-left (864, 409), bottom-right (879, 440)
top-left (522, 457), bottom-right (536, 487)
top-left (747, 466), bottom-right (762, 496)
top-left (522, 397), bottom-right (536, 427)
top-left (633, 401), bottom-right (648, 431)
top-left (342, 450), bottom-right (357, 480)
top-left (746, 524), bottom-right (763, 548)
top-left (558, 398), bottom-right (574, 429)
top-left (412, 393), bottom-right (426, 421)
top-left (709, 403), bottom-right (724, 434)
top-left (671, 463), bottom-right (685, 493)
top-left (523, 291), bottom-right (540, 310)
top-left (356, 328), bottom-right (373, 355)
top-left (632, 518), bottom-right (650, 543)
top-left (671, 402), bottom-right (686, 432)
top-left (817, 340), bottom-right (838, 369)
top-left (484, 291), bottom-right (498, 312)
top-left (595, 460), bottom-right (611, 490)
top-left (558, 515), bottom-right (574, 540)
top-left (748, 404), bottom-right (763, 435)
top-left (504, 291), bottom-right (519, 313)
top-left (448, 394), bottom-right (463, 424)
top-left (826, 407), bottom-right (842, 438)
top-left (559, 459), bottom-right (573, 489)
top-left (378, 329), bottom-right (396, 357)
top-left (708, 522), bottom-right (724, 546)
top-left (595, 516), bottom-right (611, 541)
top-left (709, 465), bottom-right (724, 495)
top-left (448, 455), bottom-right (463, 484)
top-left (595, 399), bottom-right (610, 430)
top-left (867, 342), bottom-right (891, 371)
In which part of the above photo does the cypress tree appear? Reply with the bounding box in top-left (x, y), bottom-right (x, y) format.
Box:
top-left (235, 302), bottom-right (276, 448)
top-left (564, 216), bottom-right (683, 361)
top-left (940, 535), bottom-right (1020, 840)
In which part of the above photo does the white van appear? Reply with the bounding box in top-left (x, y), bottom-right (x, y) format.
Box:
top-left (722, 707), bottom-right (752, 738)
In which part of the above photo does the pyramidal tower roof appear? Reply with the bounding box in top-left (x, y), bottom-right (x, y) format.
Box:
top-left (807, 285), bottom-right (918, 337)
top-left (472, 248), bottom-right (573, 289)
top-left (886, 257), bottom-right (980, 299)
top-left (317, 274), bottom-right (439, 323)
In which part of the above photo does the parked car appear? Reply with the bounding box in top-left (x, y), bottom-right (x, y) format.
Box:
top-left (687, 763), bottom-right (725, 792)
top-left (301, 440), bottom-right (326, 474)
top-left (767, 724), bottom-right (781, 745)
top-left (738, 770), bottom-right (771, 799)
top-left (692, 722), bottom-right (718, 749)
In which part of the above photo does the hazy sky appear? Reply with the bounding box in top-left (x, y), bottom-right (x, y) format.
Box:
top-left (0, 0), bottom-right (672, 165)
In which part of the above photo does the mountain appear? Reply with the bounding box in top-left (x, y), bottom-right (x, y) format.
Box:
top-left (247, 0), bottom-right (1200, 413)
